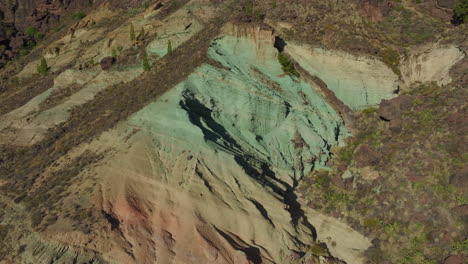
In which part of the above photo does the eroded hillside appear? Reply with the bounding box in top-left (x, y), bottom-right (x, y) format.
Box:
top-left (0, 0), bottom-right (467, 264)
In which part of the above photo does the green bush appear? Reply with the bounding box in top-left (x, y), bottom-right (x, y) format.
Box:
top-left (34, 32), bottom-right (45, 40)
top-left (24, 26), bottom-right (38, 37)
top-left (31, 210), bottom-right (43, 227)
top-left (167, 40), bottom-right (173, 55)
top-left (453, 0), bottom-right (468, 25)
top-left (129, 23), bottom-right (135, 41)
top-left (277, 52), bottom-right (299, 77)
top-left (139, 27), bottom-right (145, 40)
top-left (143, 55), bottom-right (150, 71)
top-left (37, 57), bottom-right (49, 75)
top-left (19, 48), bottom-right (30, 57)
top-left (72, 12), bottom-right (86, 20)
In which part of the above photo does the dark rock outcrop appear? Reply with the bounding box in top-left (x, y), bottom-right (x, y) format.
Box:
top-left (353, 0), bottom-right (393, 22)
top-left (450, 166), bottom-right (468, 188)
top-left (100, 56), bottom-right (116, 70)
top-left (355, 144), bottom-right (381, 167)
top-left (451, 204), bottom-right (468, 217)
top-left (378, 95), bottom-right (412, 121)
top-left (444, 255), bottom-right (465, 264)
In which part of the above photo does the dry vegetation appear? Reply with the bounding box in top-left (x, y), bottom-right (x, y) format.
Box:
top-left (300, 83), bottom-right (468, 263)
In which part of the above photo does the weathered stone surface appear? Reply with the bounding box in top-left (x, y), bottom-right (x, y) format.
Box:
top-left (9, 35), bottom-right (25, 50)
top-left (444, 255), bottom-right (465, 264)
top-left (355, 144), bottom-right (381, 167)
top-left (100, 56), bottom-right (115, 70)
top-left (389, 118), bottom-right (402, 133)
top-left (451, 204), bottom-right (468, 217)
top-left (360, 166), bottom-right (380, 181)
top-left (353, 0), bottom-right (393, 22)
top-left (450, 166), bottom-right (468, 188)
top-left (342, 169), bottom-right (353, 180)
top-left (286, 44), bottom-right (399, 110)
top-left (378, 95), bottom-right (413, 121)
top-left (437, 0), bottom-right (457, 9)
top-left (401, 44), bottom-right (465, 88)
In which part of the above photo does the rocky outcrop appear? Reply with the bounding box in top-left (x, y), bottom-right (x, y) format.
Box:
top-left (378, 94), bottom-right (412, 121)
top-left (86, 24), bottom-right (370, 264)
top-left (0, 4), bottom-right (369, 262)
top-left (100, 56), bottom-right (116, 70)
top-left (353, 0), bottom-right (393, 22)
top-left (355, 144), bottom-right (381, 167)
top-left (0, 0), bottom-right (148, 68)
top-left (444, 255), bottom-right (465, 264)
top-left (285, 43), bottom-right (399, 110)
top-left (401, 43), bottom-right (466, 88)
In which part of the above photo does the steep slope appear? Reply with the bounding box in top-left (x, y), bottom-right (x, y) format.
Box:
top-left (0, 1), bottom-right (466, 264)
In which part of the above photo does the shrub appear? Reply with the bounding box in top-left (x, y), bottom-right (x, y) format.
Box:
top-left (453, 0), bottom-right (468, 25)
top-left (72, 12), bottom-right (86, 20)
top-left (310, 243), bottom-right (328, 256)
top-left (167, 40), bottom-right (173, 55)
top-left (129, 23), bottom-right (135, 41)
top-left (34, 32), bottom-right (45, 40)
top-left (19, 48), bottom-right (29, 56)
top-left (143, 55), bottom-right (150, 71)
top-left (37, 57), bottom-right (49, 75)
top-left (277, 52), bottom-right (299, 77)
top-left (31, 210), bottom-right (43, 227)
top-left (139, 27), bottom-right (145, 40)
top-left (24, 26), bottom-right (38, 37)
top-left (362, 107), bottom-right (377, 116)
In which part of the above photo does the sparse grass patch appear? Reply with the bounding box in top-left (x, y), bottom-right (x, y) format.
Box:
top-left (362, 107), bottom-right (377, 116)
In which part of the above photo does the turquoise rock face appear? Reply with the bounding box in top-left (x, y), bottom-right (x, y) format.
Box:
top-left (130, 35), bottom-right (348, 183)
top-left (123, 33), bottom-right (371, 263)
top-left (286, 45), bottom-right (399, 110)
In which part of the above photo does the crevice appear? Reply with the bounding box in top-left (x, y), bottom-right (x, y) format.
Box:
top-left (195, 163), bottom-right (214, 193)
top-left (274, 36), bottom-right (287, 52)
top-left (101, 210), bottom-right (120, 231)
top-left (215, 228), bottom-right (263, 264)
top-left (248, 199), bottom-right (275, 227)
top-left (179, 91), bottom-right (242, 152)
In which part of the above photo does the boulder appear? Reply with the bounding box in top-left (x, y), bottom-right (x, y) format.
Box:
top-left (100, 56), bottom-right (115, 70)
top-left (3, 49), bottom-right (14, 58)
top-left (444, 255), bottom-right (465, 264)
top-left (341, 169), bottom-right (353, 180)
top-left (359, 166), bottom-right (380, 181)
top-left (450, 166), bottom-right (468, 188)
top-left (437, 0), bottom-right (457, 9)
top-left (9, 35), bottom-right (25, 50)
top-left (389, 118), bottom-right (402, 133)
top-left (378, 95), bottom-right (413, 121)
top-left (451, 204), bottom-right (468, 217)
top-left (355, 144), bottom-right (381, 167)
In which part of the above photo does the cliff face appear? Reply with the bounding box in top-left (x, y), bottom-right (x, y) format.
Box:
top-left (0, 0), bottom-right (146, 68)
top-left (0, 0), bottom-right (466, 264)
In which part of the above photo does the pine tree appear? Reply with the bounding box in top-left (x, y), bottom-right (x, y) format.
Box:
top-left (143, 54), bottom-right (150, 71)
top-left (139, 27), bottom-right (145, 41)
top-left (453, 0), bottom-right (468, 25)
top-left (37, 57), bottom-right (48, 75)
top-left (130, 23), bottom-right (135, 41)
top-left (167, 40), bottom-right (173, 55)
